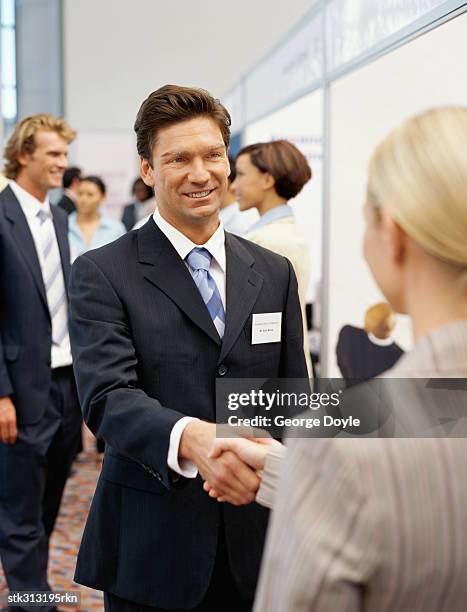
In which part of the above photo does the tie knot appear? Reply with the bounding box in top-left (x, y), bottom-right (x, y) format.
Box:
top-left (37, 208), bottom-right (51, 224)
top-left (186, 247), bottom-right (212, 272)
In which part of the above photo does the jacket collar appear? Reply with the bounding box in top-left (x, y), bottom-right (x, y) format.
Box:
top-left (137, 219), bottom-right (263, 358)
top-left (3, 185), bottom-right (71, 313)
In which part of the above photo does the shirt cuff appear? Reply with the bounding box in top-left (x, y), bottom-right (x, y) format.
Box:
top-left (256, 444), bottom-right (285, 509)
top-left (168, 416), bottom-right (200, 478)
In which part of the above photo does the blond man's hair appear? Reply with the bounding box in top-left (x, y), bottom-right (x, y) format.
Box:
top-left (367, 107), bottom-right (467, 278)
top-left (3, 114), bottom-right (76, 179)
top-left (364, 302), bottom-right (395, 337)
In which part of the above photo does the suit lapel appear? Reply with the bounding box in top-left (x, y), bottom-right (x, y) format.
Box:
top-left (137, 220), bottom-right (221, 346)
top-left (3, 186), bottom-right (49, 311)
top-left (51, 205), bottom-right (71, 295)
top-left (219, 233), bottom-right (263, 363)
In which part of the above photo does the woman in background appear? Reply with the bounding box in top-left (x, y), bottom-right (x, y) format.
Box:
top-left (219, 156), bottom-right (258, 235)
top-left (69, 175), bottom-right (125, 263)
top-left (232, 140), bottom-right (313, 374)
top-left (208, 107), bottom-right (467, 611)
top-left (336, 301), bottom-right (404, 384)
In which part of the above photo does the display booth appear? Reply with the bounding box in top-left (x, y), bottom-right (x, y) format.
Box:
top-left (224, 1), bottom-right (467, 375)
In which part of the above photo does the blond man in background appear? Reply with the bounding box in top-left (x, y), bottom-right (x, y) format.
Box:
top-left (0, 114), bottom-right (82, 611)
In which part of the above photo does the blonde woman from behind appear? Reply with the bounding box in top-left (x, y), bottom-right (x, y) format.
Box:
top-left (208, 107), bottom-right (467, 612)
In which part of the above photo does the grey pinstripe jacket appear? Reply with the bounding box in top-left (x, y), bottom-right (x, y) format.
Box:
top-left (254, 319), bottom-right (467, 612)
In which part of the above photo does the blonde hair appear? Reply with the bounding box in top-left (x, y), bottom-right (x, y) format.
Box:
top-left (4, 114), bottom-right (76, 179)
top-left (364, 302), bottom-right (395, 337)
top-left (367, 107), bottom-right (467, 275)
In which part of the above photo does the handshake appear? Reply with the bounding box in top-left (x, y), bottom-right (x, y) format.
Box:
top-left (179, 420), bottom-right (282, 506)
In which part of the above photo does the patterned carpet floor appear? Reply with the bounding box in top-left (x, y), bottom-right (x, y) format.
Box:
top-left (0, 429), bottom-right (104, 611)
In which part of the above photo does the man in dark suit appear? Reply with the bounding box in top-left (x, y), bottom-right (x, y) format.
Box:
top-left (0, 114), bottom-right (82, 611)
top-left (121, 177), bottom-right (155, 231)
top-left (56, 166), bottom-right (81, 214)
top-left (69, 85), bottom-right (308, 611)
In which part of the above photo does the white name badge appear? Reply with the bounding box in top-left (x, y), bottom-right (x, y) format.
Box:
top-left (252, 312), bottom-right (282, 344)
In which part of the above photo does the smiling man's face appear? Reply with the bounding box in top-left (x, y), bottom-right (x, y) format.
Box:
top-left (17, 129), bottom-right (68, 200)
top-left (140, 116), bottom-right (229, 237)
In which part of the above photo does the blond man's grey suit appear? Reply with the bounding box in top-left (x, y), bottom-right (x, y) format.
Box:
top-left (254, 320), bottom-right (467, 612)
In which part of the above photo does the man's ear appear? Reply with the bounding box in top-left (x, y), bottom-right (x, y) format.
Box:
top-left (16, 149), bottom-right (31, 168)
top-left (382, 208), bottom-right (406, 265)
top-left (140, 156), bottom-right (155, 188)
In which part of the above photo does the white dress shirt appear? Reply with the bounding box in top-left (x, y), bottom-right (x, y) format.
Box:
top-left (368, 332), bottom-right (397, 346)
top-left (152, 209), bottom-right (226, 478)
top-left (10, 181), bottom-right (72, 369)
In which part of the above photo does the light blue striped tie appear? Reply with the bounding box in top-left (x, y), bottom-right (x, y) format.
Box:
top-left (37, 209), bottom-right (68, 346)
top-left (186, 247), bottom-right (225, 339)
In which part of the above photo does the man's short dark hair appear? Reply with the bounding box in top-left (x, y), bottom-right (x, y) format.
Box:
top-left (134, 84), bottom-right (231, 165)
top-left (63, 166), bottom-right (82, 189)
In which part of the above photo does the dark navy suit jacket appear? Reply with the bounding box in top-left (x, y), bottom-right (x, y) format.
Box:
top-left (69, 218), bottom-right (308, 609)
top-left (56, 193), bottom-right (75, 215)
top-left (121, 202), bottom-right (137, 231)
top-left (0, 185), bottom-right (71, 424)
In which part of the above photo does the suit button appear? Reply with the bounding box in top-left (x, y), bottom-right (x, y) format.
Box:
top-left (218, 364), bottom-right (228, 376)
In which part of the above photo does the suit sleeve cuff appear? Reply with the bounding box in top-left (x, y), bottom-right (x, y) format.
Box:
top-left (0, 383), bottom-right (13, 397)
top-left (0, 363), bottom-right (14, 398)
top-left (168, 416), bottom-right (200, 478)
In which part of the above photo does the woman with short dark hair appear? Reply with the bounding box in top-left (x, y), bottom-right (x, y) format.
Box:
top-left (233, 139), bottom-right (313, 373)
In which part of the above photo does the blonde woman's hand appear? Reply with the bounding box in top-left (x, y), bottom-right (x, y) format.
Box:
top-left (204, 436), bottom-right (283, 503)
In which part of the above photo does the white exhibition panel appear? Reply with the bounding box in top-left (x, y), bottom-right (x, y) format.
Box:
top-left (223, 85), bottom-right (244, 135)
top-left (222, 0), bottom-right (464, 131)
top-left (243, 89), bottom-right (323, 304)
top-left (326, 12), bottom-right (467, 376)
top-left (243, 10), bottom-right (323, 125)
top-left (72, 131), bottom-right (139, 219)
top-left (325, 0), bottom-right (452, 72)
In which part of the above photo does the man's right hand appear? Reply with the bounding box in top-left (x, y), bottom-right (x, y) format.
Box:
top-left (0, 395), bottom-right (18, 444)
top-left (179, 420), bottom-right (260, 506)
